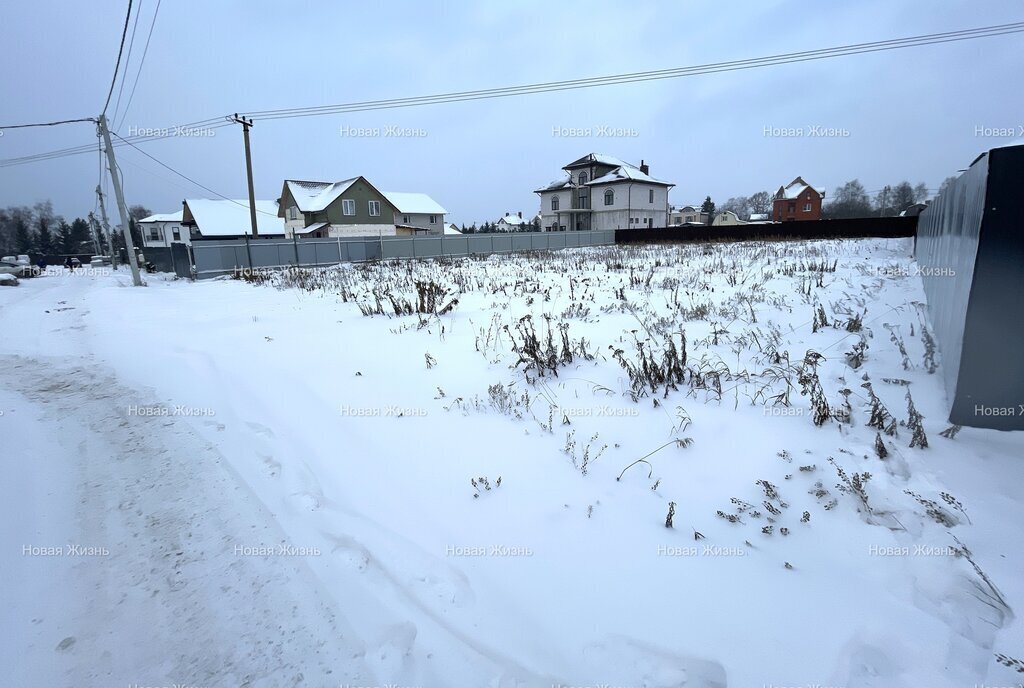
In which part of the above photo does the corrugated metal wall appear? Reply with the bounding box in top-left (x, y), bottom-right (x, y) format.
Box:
top-left (916, 144), bottom-right (1024, 430)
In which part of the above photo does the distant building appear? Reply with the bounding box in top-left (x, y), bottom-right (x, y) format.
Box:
top-left (279, 177), bottom-right (397, 238)
top-left (748, 213), bottom-right (771, 223)
top-left (182, 199), bottom-right (285, 241)
top-left (444, 223), bottom-right (462, 235)
top-left (670, 204), bottom-right (708, 225)
top-left (711, 210), bottom-right (747, 226)
top-left (772, 176), bottom-right (824, 222)
top-left (138, 211), bottom-right (185, 247)
top-left (496, 212), bottom-right (529, 230)
top-left (385, 192), bottom-right (448, 236)
top-left (535, 153), bottom-right (674, 231)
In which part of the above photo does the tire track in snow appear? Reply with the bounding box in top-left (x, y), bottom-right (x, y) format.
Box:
top-left (0, 353), bottom-right (378, 688)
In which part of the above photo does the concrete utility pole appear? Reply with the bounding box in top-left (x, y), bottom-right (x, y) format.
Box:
top-left (97, 114), bottom-right (143, 286)
top-left (87, 211), bottom-right (101, 255)
top-left (96, 184), bottom-right (118, 268)
top-left (230, 114), bottom-right (260, 238)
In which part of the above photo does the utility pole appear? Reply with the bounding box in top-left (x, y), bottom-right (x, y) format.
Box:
top-left (96, 184), bottom-right (117, 268)
top-left (97, 114), bottom-right (143, 286)
top-left (87, 211), bottom-right (101, 255)
top-left (230, 114), bottom-right (259, 238)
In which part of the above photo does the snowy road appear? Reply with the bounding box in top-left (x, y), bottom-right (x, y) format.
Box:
top-left (0, 277), bottom-right (376, 687)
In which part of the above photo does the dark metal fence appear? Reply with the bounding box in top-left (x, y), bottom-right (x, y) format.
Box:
top-left (916, 144), bottom-right (1024, 430)
top-left (190, 230), bottom-right (615, 278)
top-left (616, 216), bottom-right (917, 243)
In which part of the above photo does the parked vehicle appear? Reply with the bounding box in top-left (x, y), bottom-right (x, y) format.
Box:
top-left (0, 259), bottom-right (38, 278)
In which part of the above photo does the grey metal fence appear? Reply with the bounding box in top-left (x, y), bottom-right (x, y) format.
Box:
top-left (191, 230), bottom-right (615, 278)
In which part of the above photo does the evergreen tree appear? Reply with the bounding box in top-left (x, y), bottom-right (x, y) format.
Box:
top-left (700, 196), bottom-right (716, 224)
top-left (15, 216), bottom-right (33, 253)
top-left (37, 216), bottom-right (54, 254)
top-left (57, 220), bottom-right (74, 254)
top-left (70, 218), bottom-right (91, 252)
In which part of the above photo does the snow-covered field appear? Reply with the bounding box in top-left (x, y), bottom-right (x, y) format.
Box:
top-left (2, 239), bottom-right (1023, 688)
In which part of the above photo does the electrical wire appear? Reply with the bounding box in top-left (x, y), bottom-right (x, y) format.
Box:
top-left (111, 0), bottom-right (144, 125)
top-left (102, 0), bottom-right (134, 116)
top-left (111, 131), bottom-right (279, 216)
top-left (3, 21), bottom-right (1022, 168)
top-left (115, 0), bottom-right (162, 131)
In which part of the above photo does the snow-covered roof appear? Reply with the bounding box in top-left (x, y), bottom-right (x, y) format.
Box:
top-left (139, 211), bottom-right (183, 223)
top-left (586, 164), bottom-right (672, 186)
top-left (497, 213), bottom-right (528, 225)
top-left (564, 153), bottom-right (632, 169)
top-left (183, 199), bottom-right (284, 236)
top-left (294, 221), bottom-right (328, 235)
top-left (444, 225), bottom-right (462, 235)
top-left (749, 213), bottom-right (770, 221)
top-left (284, 179), bottom-right (358, 213)
top-left (534, 174), bottom-right (573, 193)
top-left (384, 192), bottom-right (448, 215)
top-left (777, 177), bottom-right (824, 199)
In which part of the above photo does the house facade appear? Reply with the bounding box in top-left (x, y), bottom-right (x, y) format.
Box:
top-left (279, 177), bottom-right (397, 238)
top-left (138, 211), bottom-right (185, 247)
top-left (535, 154), bottom-right (674, 231)
top-left (711, 210), bottom-right (747, 226)
top-left (669, 204), bottom-right (708, 226)
top-left (773, 176), bottom-right (824, 222)
top-left (182, 199), bottom-right (285, 241)
top-left (384, 192), bottom-right (447, 236)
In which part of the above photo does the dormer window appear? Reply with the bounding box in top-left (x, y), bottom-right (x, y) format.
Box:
top-left (579, 172), bottom-right (588, 185)
top-left (552, 196), bottom-right (560, 211)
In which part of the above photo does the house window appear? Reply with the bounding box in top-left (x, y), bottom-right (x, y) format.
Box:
top-left (172, 226), bottom-right (180, 241)
top-left (649, 189), bottom-right (654, 203)
top-left (579, 172), bottom-right (588, 185)
top-left (803, 203), bottom-right (812, 212)
top-left (288, 206), bottom-right (298, 220)
top-left (604, 189), bottom-right (614, 206)
top-left (788, 202), bottom-right (796, 213)
top-left (552, 196), bottom-right (560, 211)
top-left (429, 215), bottom-right (436, 224)
top-left (403, 215), bottom-right (409, 223)
top-left (368, 201), bottom-right (381, 217)
top-left (342, 199), bottom-right (356, 216)
top-left (148, 226), bottom-right (162, 242)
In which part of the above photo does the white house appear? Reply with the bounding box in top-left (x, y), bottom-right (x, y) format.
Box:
top-left (496, 212), bottom-right (530, 231)
top-left (669, 204), bottom-right (707, 226)
top-left (711, 210), bottom-right (747, 226)
top-left (182, 199), bottom-right (285, 241)
top-left (384, 192), bottom-right (448, 235)
top-left (138, 211), bottom-right (185, 247)
top-left (535, 153), bottom-right (674, 231)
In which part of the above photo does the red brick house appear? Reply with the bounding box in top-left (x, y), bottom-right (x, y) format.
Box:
top-left (772, 176), bottom-right (824, 221)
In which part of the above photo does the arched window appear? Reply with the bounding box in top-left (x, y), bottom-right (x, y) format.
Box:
top-left (551, 195), bottom-right (560, 211)
top-left (578, 172), bottom-right (588, 185)
top-left (604, 189), bottom-right (614, 206)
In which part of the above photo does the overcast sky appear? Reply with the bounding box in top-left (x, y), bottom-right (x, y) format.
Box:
top-left (1, 0), bottom-right (1022, 225)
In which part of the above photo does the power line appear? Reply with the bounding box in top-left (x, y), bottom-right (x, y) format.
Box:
top-left (0, 117), bottom-right (96, 130)
top-left (111, 0), bottom-right (146, 126)
top-left (115, 0), bottom-right (162, 131)
top-left (240, 21), bottom-right (1024, 121)
top-left (102, 0), bottom-right (135, 115)
top-left (110, 131), bottom-right (279, 216)
top-left (3, 21), bottom-right (1023, 168)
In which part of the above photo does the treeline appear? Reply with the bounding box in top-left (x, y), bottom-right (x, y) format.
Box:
top-left (708, 177), bottom-right (955, 221)
top-left (459, 218), bottom-right (542, 233)
top-left (0, 201), bottom-right (152, 257)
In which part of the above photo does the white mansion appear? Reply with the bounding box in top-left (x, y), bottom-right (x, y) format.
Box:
top-left (534, 153), bottom-right (674, 231)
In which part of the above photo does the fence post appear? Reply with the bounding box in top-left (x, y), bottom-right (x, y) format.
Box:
top-left (293, 234), bottom-right (300, 267)
top-left (244, 234), bottom-right (253, 271)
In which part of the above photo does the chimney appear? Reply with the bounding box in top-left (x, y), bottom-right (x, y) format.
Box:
top-left (640, 159), bottom-right (649, 175)
top-left (518, 211), bottom-right (522, 218)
